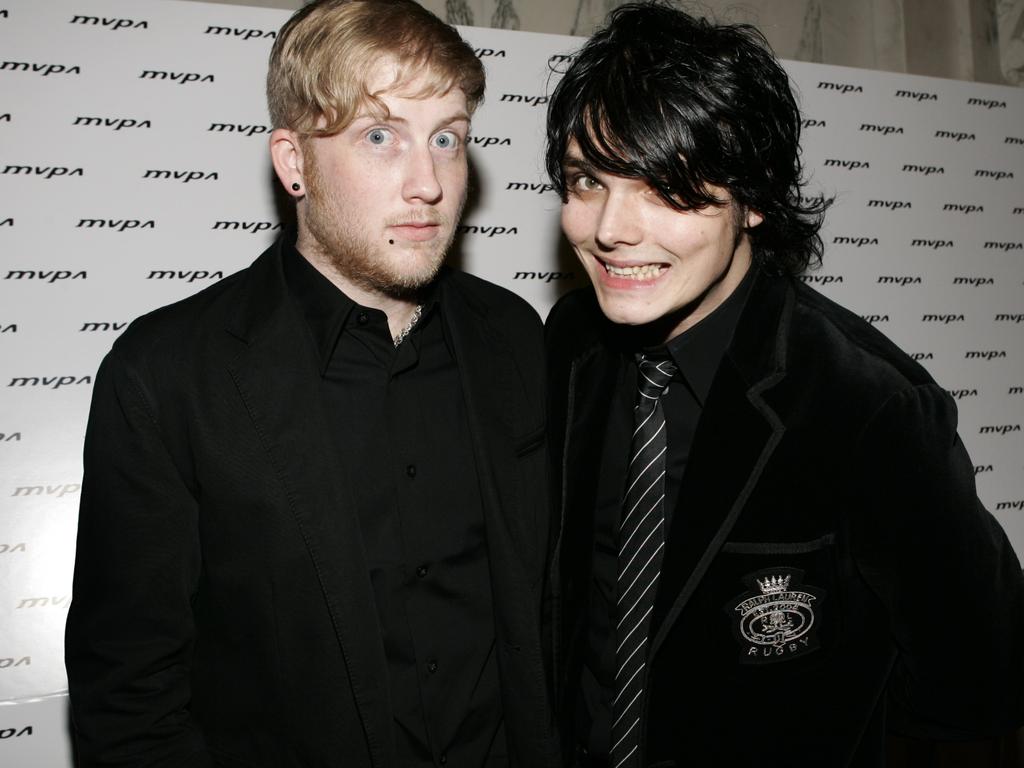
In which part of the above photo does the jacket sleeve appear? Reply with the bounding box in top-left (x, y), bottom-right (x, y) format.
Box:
top-left (65, 348), bottom-right (215, 768)
top-left (849, 382), bottom-right (1024, 739)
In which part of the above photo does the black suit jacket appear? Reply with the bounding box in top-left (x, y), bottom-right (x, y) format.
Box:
top-left (546, 271), bottom-right (1024, 767)
top-left (66, 237), bottom-right (559, 768)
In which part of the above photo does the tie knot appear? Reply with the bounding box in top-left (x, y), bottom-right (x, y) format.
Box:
top-left (636, 355), bottom-right (677, 400)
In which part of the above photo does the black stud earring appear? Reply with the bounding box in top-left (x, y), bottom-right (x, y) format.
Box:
top-left (291, 182), bottom-right (301, 192)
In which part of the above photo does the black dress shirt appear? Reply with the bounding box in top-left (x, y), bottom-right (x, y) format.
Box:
top-left (283, 243), bottom-right (506, 767)
top-left (579, 265), bottom-right (758, 759)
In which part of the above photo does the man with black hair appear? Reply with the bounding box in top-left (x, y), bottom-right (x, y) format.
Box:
top-left (544, 3), bottom-right (1024, 767)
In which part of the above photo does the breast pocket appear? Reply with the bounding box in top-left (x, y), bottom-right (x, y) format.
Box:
top-left (715, 534), bottom-right (840, 667)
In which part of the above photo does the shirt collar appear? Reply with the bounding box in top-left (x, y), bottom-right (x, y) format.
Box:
top-left (660, 263), bottom-right (757, 405)
top-left (282, 237), bottom-right (444, 374)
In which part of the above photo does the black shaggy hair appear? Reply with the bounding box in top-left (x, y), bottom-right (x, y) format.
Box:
top-left (545, 1), bottom-right (831, 276)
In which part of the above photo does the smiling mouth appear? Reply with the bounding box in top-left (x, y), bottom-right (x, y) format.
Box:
top-left (602, 261), bottom-right (666, 280)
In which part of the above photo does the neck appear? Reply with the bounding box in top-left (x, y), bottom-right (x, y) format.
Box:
top-left (295, 233), bottom-right (422, 340)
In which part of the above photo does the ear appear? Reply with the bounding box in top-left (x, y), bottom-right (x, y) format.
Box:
top-left (270, 128), bottom-right (307, 198)
top-left (745, 208), bottom-right (764, 229)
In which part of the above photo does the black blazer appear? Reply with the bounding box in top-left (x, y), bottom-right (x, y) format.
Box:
top-left (66, 237), bottom-right (559, 768)
top-left (546, 271), bottom-right (1024, 767)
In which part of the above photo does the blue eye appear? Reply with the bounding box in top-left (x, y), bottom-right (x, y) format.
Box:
top-left (367, 128), bottom-right (390, 145)
top-left (433, 131), bottom-right (458, 149)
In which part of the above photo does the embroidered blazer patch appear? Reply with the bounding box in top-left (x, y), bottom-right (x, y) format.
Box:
top-left (725, 567), bottom-right (826, 664)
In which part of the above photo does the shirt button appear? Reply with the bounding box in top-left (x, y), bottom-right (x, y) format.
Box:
top-left (357, 312), bottom-right (368, 325)
top-left (416, 564), bottom-right (429, 578)
top-left (427, 660), bottom-right (438, 674)
top-left (406, 464), bottom-right (416, 478)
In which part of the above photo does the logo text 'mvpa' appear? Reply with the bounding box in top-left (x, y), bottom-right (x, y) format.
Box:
top-left (833, 236), bottom-right (877, 247)
top-left (70, 15), bottom-right (148, 30)
top-left (147, 270), bottom-right (224, 282)
top-left (212, 221), bottom-right (283, 233)
top-left (943, 203), bottom-right (983, 214)
top-left (457, 225), bottom-right (518, 237)
top-left (860, 123), bottom-right (903, 136)
top-left (80, 322), bottom-right (128, 332)
top-left (513, 271), bottom-right (573, 282)
top-left (74, 116), bottom-right (151, 130)
top-left (209, 123), bottom-right (270, 136)
top-left (967, 97), bottom-right (1006, 109)
top-left (506, 181), bottom-right (555, 194)
top-left (975, 169), bottom-right (1014, 180)
top-left (11, 484), bottom-right (79, 497)
top-left (204, 25), bottom-right (276, 40)
top-left (948, 389), bottom-right (978, 399)
top-left (469, 136), bottom-right (511, 148)
top-left (877, 276), bottom-right (921, 286)
top-left (0, 61), bottom-right (81, 76)
top-left (823, 159), bottom-right (869, 170)
top-left (3, 165), bottom-right (83, 179)
top-left (895, 89), bottom-right (937, 101)
top-left (818, 81), bottom-right (862, 94)
top-left (499, 93), bottom-right (547, 107)
top-left (8, 376), bottom-right (91, 388)
top-left (140, 70), bottom-right (214, 84)
top-left (144, 170), bottom-right (218, 183)
top-left (934, 130), bottom-right (975, 142)
top-left (797, 274), bottom-right (843, 285)
top-left (5, 270), bottom-right (86, 282)
top-left (910, 238), bottom-right (953, 249)
top-left (979, 424), bottom-right (1021, 435)
top-left (77, 219), bottom-right (155, 231)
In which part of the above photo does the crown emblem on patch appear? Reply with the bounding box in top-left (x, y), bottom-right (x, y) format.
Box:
top-left (725, 568), bottom-right (826, 665)
top-left (756, 574), bottom-right (791, 594)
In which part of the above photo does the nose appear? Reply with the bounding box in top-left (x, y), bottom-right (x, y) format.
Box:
top-left (402, 145), bottom-right (443, 204)
top-left (594, 189), bottom-right (642, 249)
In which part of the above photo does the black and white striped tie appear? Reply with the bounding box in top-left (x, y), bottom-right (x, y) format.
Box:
top-left (611, 354), bottom-right (677, 768)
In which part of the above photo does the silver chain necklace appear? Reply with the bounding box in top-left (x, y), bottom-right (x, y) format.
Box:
top-left (392, 304), bottom-right (423, 347)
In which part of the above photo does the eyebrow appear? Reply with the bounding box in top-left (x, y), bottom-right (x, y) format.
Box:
top-left (562, 153), bottom-right (599, 176)
top-left (351, 111), bottom-right (471, 131)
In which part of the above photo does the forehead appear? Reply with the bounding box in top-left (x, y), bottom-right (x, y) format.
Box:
top-left (361, 57), bottom-right (467, 114)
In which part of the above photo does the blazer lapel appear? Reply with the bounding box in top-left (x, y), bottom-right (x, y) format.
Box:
top-left (442, 284), bottom-right (535, 582)
top-left (650, 275), bottom-right (793, 659)
top-left (224, 244), bottom-right (395, 768)
top-left (553, 341), bottom-right (624, 708)
top-left (442, 279), bottom-right (562, 764)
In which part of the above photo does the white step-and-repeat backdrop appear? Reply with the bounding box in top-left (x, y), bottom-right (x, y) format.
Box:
top-left (1, 0), bottom-right (1022, 763)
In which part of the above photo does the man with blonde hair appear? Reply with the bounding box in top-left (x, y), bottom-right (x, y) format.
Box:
top-left (66, 2), bottom-right (558, 766)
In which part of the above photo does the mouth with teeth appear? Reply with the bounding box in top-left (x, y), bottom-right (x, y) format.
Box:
top-left (602, 261), bottom-right (667, 281)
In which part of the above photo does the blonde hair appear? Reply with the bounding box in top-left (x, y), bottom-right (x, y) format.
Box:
top-left (267, 0), bottom-right (485, 136)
